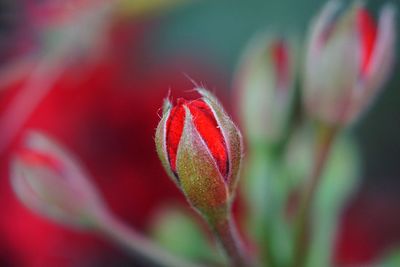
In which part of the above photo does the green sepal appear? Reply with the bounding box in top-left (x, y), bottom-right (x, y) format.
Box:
top-left (155, 100), bottom-right (179, 186)
top-left (176, 106), bottom-right (229, 219)
top-left (197, 88), bottom-right (243, 199)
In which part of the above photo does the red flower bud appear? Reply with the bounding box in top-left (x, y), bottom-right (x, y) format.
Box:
top-left (155, 88), bottom-right (243, 218)
top-left (357, 7), bottom-right (377, 77)
top-left (234, 35), bottom-right (296, 144)
top-left (10, 131), bottom-right (108, 228)
top-left (303, 1), bottom-right (396, 125)
top-left (167, 98), bottom-right (229, 178)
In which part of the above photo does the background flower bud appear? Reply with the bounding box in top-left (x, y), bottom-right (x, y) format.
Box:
top-left (155, 88), bottom-right (243, 218)
top-left (303, 1), bottom-right (396, 126)
top-left (235, 35), bottom-right (296, 145)
top-left (11, 131), bottom-right (108, 228)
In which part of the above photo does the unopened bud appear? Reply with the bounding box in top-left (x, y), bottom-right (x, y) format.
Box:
top-left (235, 35), bottom-right (296, 145)
top-left (155, 88), bottom-right (243, 219)
top-left (11, 131), bottom-right (107, 228)
top-left (303, 1), bottom-right (396, 126)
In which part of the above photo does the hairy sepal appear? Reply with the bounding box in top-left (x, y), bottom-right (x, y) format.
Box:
top-left (155, 100), bottom-right (179, 185)
top-left (197, 88), bottom-right (243, 199)
top-left (176, 106), bottom-right (229, 218)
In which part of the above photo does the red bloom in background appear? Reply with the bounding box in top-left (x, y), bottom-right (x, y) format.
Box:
top-left (0, 15), bottom-right (228, 266)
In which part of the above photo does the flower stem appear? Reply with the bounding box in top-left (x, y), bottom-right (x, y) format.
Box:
top-left (293, 123), bottom-right (337, 267)
top-left (209, 211), bottom-right (251, 267)
top-left (95, 212), bottom-right (204, 267)
top-left (0, 55), bottom-right (63, 153)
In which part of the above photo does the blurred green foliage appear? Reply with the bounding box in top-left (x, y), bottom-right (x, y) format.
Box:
top-left (150, 206), bottom-right (225, 265)
top-left (242, 123), bottom-right (360, 266)
top-left (377, 248), bottom-right (400, 266)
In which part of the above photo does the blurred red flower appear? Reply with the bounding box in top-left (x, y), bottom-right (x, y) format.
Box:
top-left (0, 14), bottom-right (227, 266)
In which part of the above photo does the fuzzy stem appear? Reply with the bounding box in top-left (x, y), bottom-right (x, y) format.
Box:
top-left (293, 123), bottom-right (337, 267)
top-left (209, 211), bottom-right (251, 267)
top-left (0, 56), bottom-right (63, 153)
top-left (95, 212), bottom-right (204, 267)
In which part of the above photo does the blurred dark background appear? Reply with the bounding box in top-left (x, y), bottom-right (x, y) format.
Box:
top-left (0, 0), bottom-right (399, 266)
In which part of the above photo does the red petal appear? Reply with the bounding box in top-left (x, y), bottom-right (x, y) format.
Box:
top-left (188, 99), bottom-right (228, 178)
top-left (357, 8), bottom-right (377, 75)
top-left (18, 148), bottom-right (63, 173)
top-left (165, 98), bottom-right (186, 174)
top-left (165, 98), bottom-right (228, 179)
top-left (271, 40), bottom-right (289, 93)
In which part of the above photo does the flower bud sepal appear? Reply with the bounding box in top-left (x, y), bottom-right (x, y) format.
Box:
top-left (175, 106), bottom-right (231, 218)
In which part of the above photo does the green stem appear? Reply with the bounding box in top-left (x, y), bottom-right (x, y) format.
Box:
top-left (210, 211), bottom-right (251, 267)
top-left (261, 220), bottom-right (278, 267)
top-left (293, 123), bottom-right (337, 267)
top-left (95, 212), bottom-right (204, 267)
top-left (261, 153), bottom-right (284, 267)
